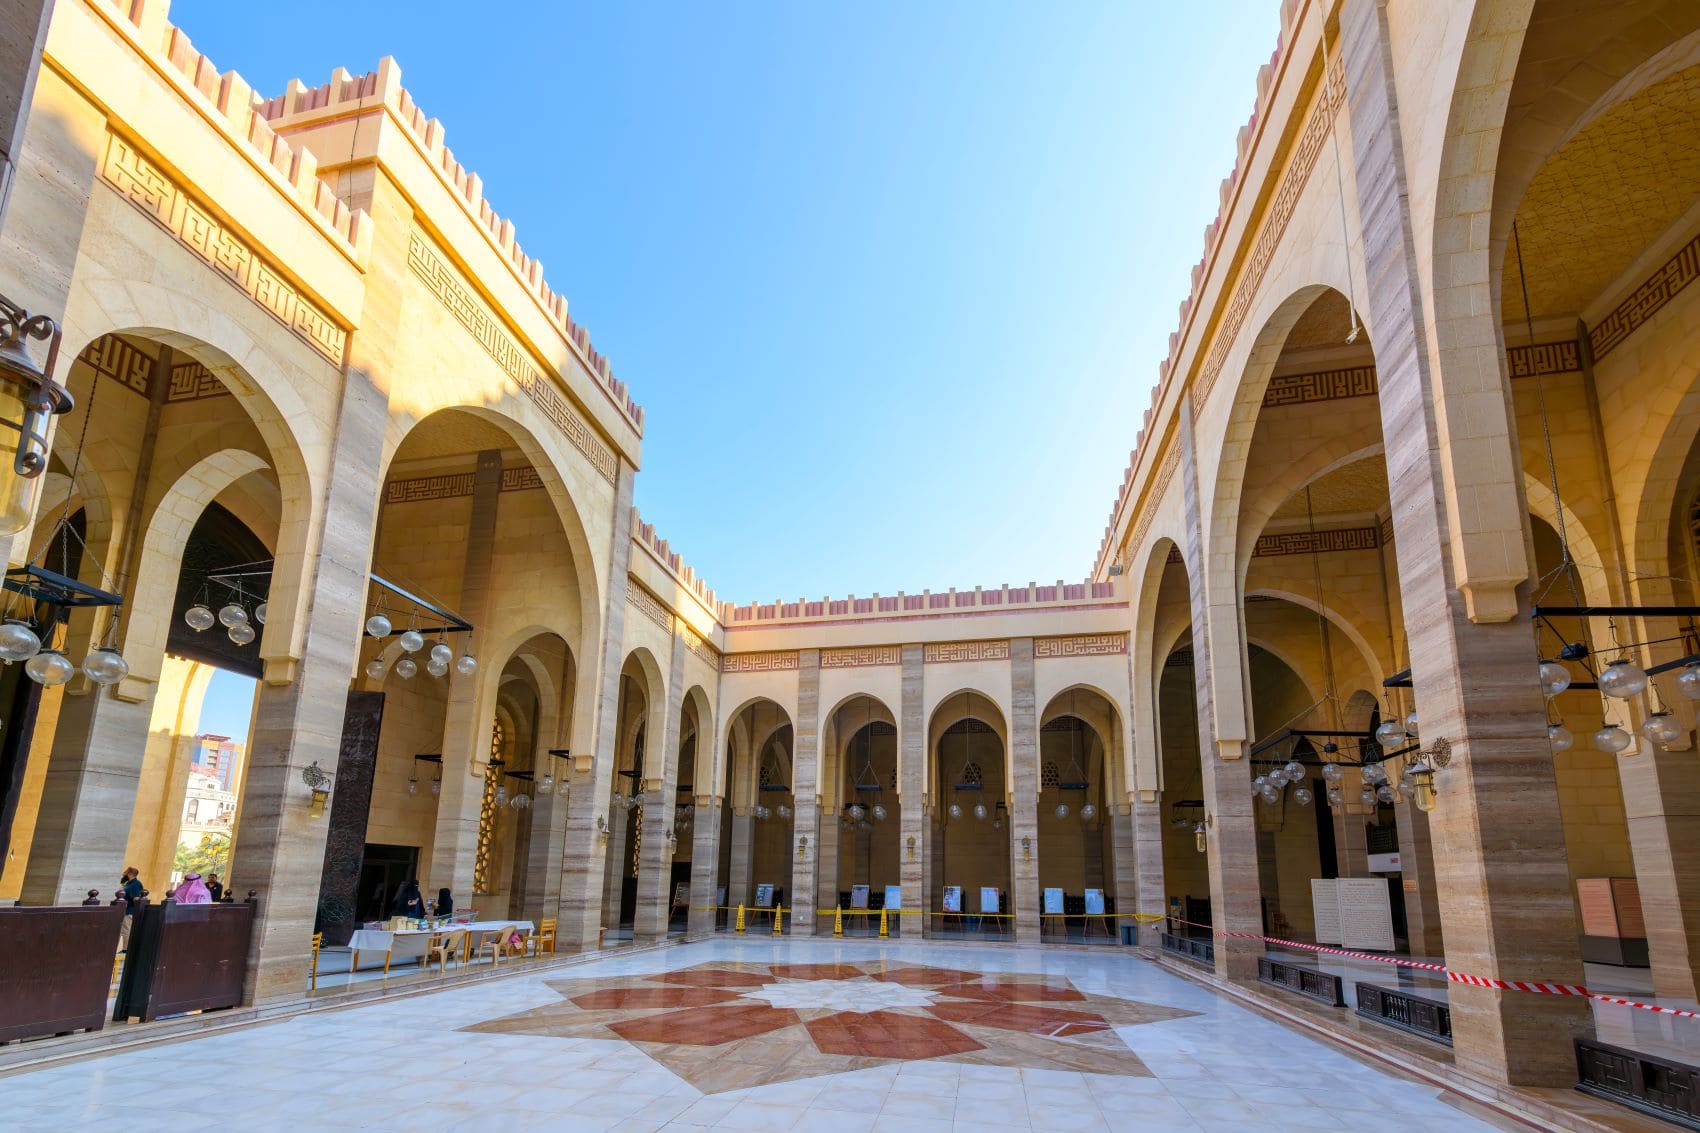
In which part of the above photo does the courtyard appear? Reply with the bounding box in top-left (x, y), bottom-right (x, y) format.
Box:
top-left (0, 939), bottom-right (1507, 1132)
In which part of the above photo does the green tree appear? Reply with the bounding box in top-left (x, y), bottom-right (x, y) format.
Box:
top-left (173, 834), bottom-right (230, 880)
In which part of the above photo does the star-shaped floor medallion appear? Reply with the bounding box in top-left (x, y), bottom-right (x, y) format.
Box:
top-left (464, 960), bottom-right (1198, 1093)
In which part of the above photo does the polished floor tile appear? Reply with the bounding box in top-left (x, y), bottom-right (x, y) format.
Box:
top-left (0, 938), bottom-right (1515, 1131)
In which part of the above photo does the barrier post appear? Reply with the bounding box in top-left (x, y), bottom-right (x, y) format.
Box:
top-left (834, 905), bottom-right (843, 937)
top-left (773, 905), bottom-right (783, 935)
top-left (735, 904), bottom-right (745, 934)
top-left (878, 906), bottom-right (889, 939)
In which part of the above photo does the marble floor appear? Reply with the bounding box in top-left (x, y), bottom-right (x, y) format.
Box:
top-left (0, 938), bottom-right (1515, 1132)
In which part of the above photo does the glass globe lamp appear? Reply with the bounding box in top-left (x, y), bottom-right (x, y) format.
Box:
top-left (24, 648), bottom-right (73, 686)
top-left (539, 772), bottom-right (554, 792)
top-left (973, 803), bottom-right (988, 821)
top-left (184, 605), bottom-right (215, 633)
top-left (777, 803), bottom-right (791, 820)
top-left (1292, 786), bottom-right (1313, 806)
top-left (514, 792), bottom-right (531, 810)
top-left (848, 803), bottom-right (865, 821)
top-left (455, 654), bottom-right (478, 676)
top-left (81, 646), bottom-right (129, 686)
top-left (398, 629), bottom-right (425, 654)
top-left (254, 601), bottom-right (267, 625)
top-left (1260, 785), bottom-right (1280, 804)
top-left (1539, 659), bottom-right (1572, 697)
top-left (1283, 760), bottom-right (1305, 782)
top-left (365, 658), bottom-right (386, 680)
top-left (494, 784), bottom-right (508, 806)
top-left (1679, 663), bottom-right (1700, 701)
top-left (426, 658), bottom-right (448, 677)
top-left (1599, 659), bottom-right (1649, 699)
top-left (1321, 762), bottom-right (1343, 783)
top-left (1054, 803), bottom-right (1070, 819)
top-left (365, 614), bottom-right (392, 638)
top-left (1404, 713), bottom-right (1420, 740)
top-left (948, 802), bottom-right (962, 820)
top-left (1643, 712), bottom-right (1684, 747)
top-left (1359, 786), bottom-right (1377, 806)
top-left (1376, 784), bottom-right (1395, 804)
top-left (1374, 719), bottom-right (1405, 749)
top-left (1593, 725), bottom-right (1633, 753)
top-left (406, 777), bottom-right (418, 797)
top-left (228, 622), bottom-right (256, 646)
top-left (872, 804), bottom-right (887, 821)
top-left (1080, 802), bottom-right (1097, 821)
top-left (217, 603), bottom-right (247, 628)
top-left (1327, 787), bottom-right (1344, 807)
top-left (429, 642), bottom-right (453, 666)
top-left (1547, 723), bottom-right (1574, 752)
top-left (394, 657), bottom-right (417, 679)
top-left (0, 618), bottom-right (41, 661)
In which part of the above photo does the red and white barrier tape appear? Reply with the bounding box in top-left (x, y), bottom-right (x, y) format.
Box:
top-left (1165, 917), bottom-right (1700, 1020)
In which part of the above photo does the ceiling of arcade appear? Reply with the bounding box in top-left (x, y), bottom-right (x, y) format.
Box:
top-left (1280, 291), bottom-right (1357, 353)
top-left (389, 411), bottom-right (528, 468)
top-left (1268, 458), bottom-right (1388, 522)
top-left (1501, 63), bottom-right (1700, 327)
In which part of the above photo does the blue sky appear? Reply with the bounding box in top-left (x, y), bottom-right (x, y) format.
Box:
top-left (175, 0), bottom-right (1279, 605)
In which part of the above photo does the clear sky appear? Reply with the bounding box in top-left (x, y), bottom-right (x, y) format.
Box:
top-left (173, 0), bottom-right (1280, 604)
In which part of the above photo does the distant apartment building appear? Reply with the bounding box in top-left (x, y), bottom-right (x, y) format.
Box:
top-left (190, 734), bottom-right (242, 793)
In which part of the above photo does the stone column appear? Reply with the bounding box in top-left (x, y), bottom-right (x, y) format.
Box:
top-left (815, 813), bottom-right (840, 921)
top-left (1332, 807), bottom-right (1369, 876)
top-left (230, 371), bottom-right (387, 1003)
top-left (634, 632), bottom-right (686, 940)
top-left (1131, 794), bottom-right (1166, 944)
top-left (1179, 401), bottom-right (1262, 979)
top-left (1393, 798), bottom-right (1444, 955)
top-left (789, 649), bottom-right (821, 935)
top-left (727, 809), bottom-right (754, 910)
top-left (1342, 0), bottom-right (1589, 1084)
top-left (1009, 638), bottom-right (1040, 941)
top-left (426, 451), bottom-right (503, 901)
top-left (559, 464), bottom-right (635, 951)
top-left (687, 793), bottom-right (722, 936)
top-left (899, 644), bottom-right (926, 930)
top-left (0, 0), bottom-right (52, 227)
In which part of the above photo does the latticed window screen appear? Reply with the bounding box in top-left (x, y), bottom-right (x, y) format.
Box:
top-left (1041, 761), bottom-right (1060, 789)
top-left (473, 721), bottom-right (504, 893)
top-left (759, 764), bottom-right (774, 788)
top-left (961, 761), bottom-right (983, 786)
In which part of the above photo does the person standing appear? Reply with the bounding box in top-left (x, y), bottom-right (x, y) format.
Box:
top-left (205, 873), bottom-right (224, 902)
top-left (118, 867), bottom-right (143, 951)
top-left (392, 879), bottom-right (426, 919)
top-left (173, 872), bottom-right (212, 903)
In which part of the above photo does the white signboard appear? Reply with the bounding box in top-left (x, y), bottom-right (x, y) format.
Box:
top-left (1337, 878), bottom-right (1396, 951)
top-left (979, 887), bottom-right (1000, 915)
top-left (1311, 878), bottom-right (1342, 945)
top-left (754, 884), bottom-right (774, 908)
top-left (1367, 851), bottom-right (1401, 873)
top-left (850, 885), bottom-right (870, 910)
top-left (942, 886), bottom-right (963, 913)
top-left (1083, 889), bottom-right (1105, 916)
top-left (1043, 887), bottom-right (1065, 915)
top-left (884, 885), bottom-right (903, 911)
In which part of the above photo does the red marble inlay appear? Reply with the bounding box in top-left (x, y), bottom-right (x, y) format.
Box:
top-left (766, 963), bottom-right (869, 980)
top-left (610, 1003), bottom-right (798, 1046)
top-left (807, 1010), bottom-right (985, 1059)
top-left (869, 966), bottom-right (982, 986)
top-left (570, 986), bottom-right (739, 1010)
top-left (941, 977), bottom-right (1085, 1002)
top-left (927, 1000), bottom-right (1111, 1038)
top-left (650, 969), bottom-right (775, 988)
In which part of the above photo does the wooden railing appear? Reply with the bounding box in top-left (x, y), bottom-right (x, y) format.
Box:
top-left (1257, 955), bottom-right (1345, 1006)
top-left (1159, 932), bottom-right (1215, 967)
top-left (1354, 982), bottom-right (1452, 1045)
top-left (114, 893), bottom-right (258, 1022)
top-left (0, 892), bottom-right (125, 1042)
top-left (1576, 1038), bottom-right (1700, 1130)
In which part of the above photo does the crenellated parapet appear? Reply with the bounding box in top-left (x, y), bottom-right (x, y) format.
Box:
top-left (255, 56), bottom-right (644, 435)
top-left (630, 508), bottom-right (722, 615)
top-left (721, 579), bottom-right (1117, 627)
top-left (89, 0), bottom-right (371, 261)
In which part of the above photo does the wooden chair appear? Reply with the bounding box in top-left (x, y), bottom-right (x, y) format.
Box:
top-left (527, 918), bottom-right (557, 957)
top-left (426, 930), bottom-right (463, 975)
top-left (309, 932), bottom-right (323, 990)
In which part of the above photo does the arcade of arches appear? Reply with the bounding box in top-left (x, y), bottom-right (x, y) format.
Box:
top-left (3, 0), bottom-right (1700, 1123)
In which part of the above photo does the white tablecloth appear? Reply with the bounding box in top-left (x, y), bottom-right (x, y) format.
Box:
top-left (345, 920), bottom-right (533, 968)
